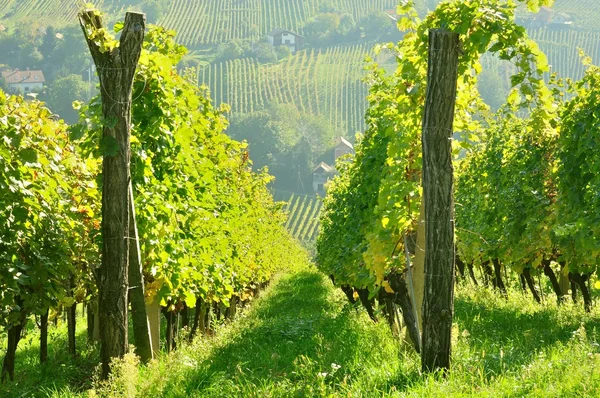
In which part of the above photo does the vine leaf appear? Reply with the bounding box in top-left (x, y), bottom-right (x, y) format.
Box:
top-left (18, 148), bottom-right (38, 165)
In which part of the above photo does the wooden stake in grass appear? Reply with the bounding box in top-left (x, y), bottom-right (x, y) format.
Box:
top-left (128, 183), bottom-right (154, 363)
top-left (78, 9), bottom-right (145, 378)
top-left (420, 28), bottom-right (459, 373)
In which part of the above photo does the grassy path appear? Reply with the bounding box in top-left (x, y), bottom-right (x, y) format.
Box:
top-left (132, 267), bottom-right (600, 397)
top-left (5, 265), bottom-right (600, 396)
top-left (135, 268), bottom-right (406, 397)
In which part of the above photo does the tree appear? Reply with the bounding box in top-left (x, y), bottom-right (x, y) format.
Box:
top-left (228, 103), bottom-right (341, 192)
top-left (141, 0), bottom-right (167, 23)
top-left (359, 11), bottom-right (394, 39)
top-left (254, 42), bottom-right (277, 63)
top-left (214, 39), bottom-right (251, 62)
top-left (45, 74), bottom-right (89, 123)
top-left (303, 13), bottom-right (341, 46)
top-left (275, 45), bottom-right (291, 60)
top-left (19, 45), bottom-right (43, 68)
top-left (46, 26), bottom-right (90, 81)
top-left (39, 26), bottom-right (57, 60)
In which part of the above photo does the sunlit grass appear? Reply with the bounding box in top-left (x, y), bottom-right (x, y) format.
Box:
top-left (4, 265), bottom-right (600, 397)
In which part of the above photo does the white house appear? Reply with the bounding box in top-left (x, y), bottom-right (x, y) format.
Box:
top-left (2, 69), bottom-right (45, 94)
top-left (267, 29), bottom-right (304, 54)
top-left (311, 137), bottom-right (355, 194)
top-left (312, 161), bottom-right (335, 194)
top-left (551, 12), bottom-right (573, 26)
top-left (334, 136), bottom-right (354, 160)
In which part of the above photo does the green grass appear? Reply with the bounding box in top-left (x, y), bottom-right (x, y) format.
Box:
top-left (0, 312), bottom-right (99, 398)
top-left (4, 267), bottom-right (600, 397)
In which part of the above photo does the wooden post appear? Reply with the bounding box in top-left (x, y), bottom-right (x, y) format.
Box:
top-left (405, 201), bottom-right (425, 348)
top-left (67, 274), bottom-right (77, 357)
top-left (420, 28), bottom-right (460, 373)
top-left (40, 308), bottom-right (49, 364)
top-left (79, 9), bottom-right (145, 378)
top-left (146, 297), bottom-right (161, 357)
top-left (414, 202), bottom-right (425, 328)
top-left (558, 262), bottom-right (570, 302)
top-left (93, 311), bottom-right (100, 341)
top-left (128, 183), bottom-right (153, 363)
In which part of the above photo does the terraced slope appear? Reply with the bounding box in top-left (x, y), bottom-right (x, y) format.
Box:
top-left (0, 0), bottom-right (397, 46)
top-left (199, 44), bottom-right (372, 136)
top-left (531, 29), bottom-right (600, 81)
top-left (0, 0), bottom-right (123, 27)
top-left (553, 0), bottom-right (600, 32)
top-left (274, 190), bottom-right (322, 242)
top-left (159, 0), bottom-right (398, 47)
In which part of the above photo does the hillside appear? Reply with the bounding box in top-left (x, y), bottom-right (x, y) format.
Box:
top-left (1, 0), bottom-right (600, 181)
top-left (159, 0), bottom-right (398, 47)
top-left (0, 0), bottom-right (123, 27)
top-left (553, 0), bottom-right (600, 32)
top-left (532, 28), bottom-right (600, 81)
top-left (0, 0), bottom-right (398, 45)
top-left (273, 190), bottom-right (322, 242)
top-left (199, 44), bottom-right (373, 137)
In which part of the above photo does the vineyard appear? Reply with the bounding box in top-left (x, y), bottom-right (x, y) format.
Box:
top-left (531, 28), bottom-right (600, 81)
top-left (198, 44), bottom-right (374, 136)
top-left (318, 0), bottom-right (600, 374)
top-left (273, 190), bottom-right (322, 242)
top-left (0, 0), bottom-right (397, 45)
top-left (0, 21), bottom-right (308, 384)
top-left (5, 0), bottom-right (600, 396)
top-left (0, 0), bottom-right (124, 27)
top-left (158, 0), bottom-right (398, 47)
top-left (553, 0), bottom-right (600, 31)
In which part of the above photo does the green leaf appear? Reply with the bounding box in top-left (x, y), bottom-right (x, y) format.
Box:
top-left (18, 148), bottom-right (38, 165)
top-left (113, 21), bottom-right (124, 33)
top-left (184, 291), bottom-right (196, 308)
top-left (69, 124), bottom-right (85, 141)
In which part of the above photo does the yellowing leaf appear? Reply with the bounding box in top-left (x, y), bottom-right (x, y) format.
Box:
top-left (381, 216), bottom-right (390, 228)
top-left (382, 280), bottom-right (395, 293)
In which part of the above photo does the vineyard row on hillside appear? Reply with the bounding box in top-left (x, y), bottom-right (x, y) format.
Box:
top-left (198, 45), bottom-right (373, 137)
top-left (274, 190), bottom-right (322, 242)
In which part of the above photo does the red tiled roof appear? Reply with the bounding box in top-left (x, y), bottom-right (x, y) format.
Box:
top-left (2, 69), bottom-right (46, 84)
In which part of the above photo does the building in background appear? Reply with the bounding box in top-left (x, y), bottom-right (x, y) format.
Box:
top-left (334, 136), bottom-right (354, 160)
top-left (267, 29), bottom-right (304, 54)
top-left (1, 69), bottom-right (45, 94)
top-left (312, 137), bottom-right (355, 194)
top-left (312, 161), bottom-right (336, 194)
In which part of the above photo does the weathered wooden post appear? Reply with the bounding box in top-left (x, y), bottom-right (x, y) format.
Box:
top-left (67, 274), bottom-right (77, 356)
top-left (78, 9), bottom-right (145, 377)
top-left (146, 297), bottom-right (161, 357)
top-left (420, 28), bottom-right (460, 373)
top-left (129, 184), bottom-right (154, 362)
